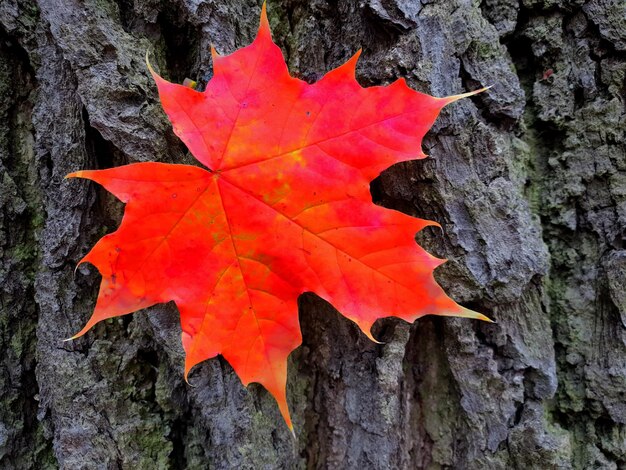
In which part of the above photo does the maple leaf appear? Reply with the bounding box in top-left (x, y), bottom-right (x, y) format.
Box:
top-left (67, 4), bottom-right (491, 430)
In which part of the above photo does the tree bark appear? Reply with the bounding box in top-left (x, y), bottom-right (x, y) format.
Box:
top-left (0, 0), bottom-right (624, 468)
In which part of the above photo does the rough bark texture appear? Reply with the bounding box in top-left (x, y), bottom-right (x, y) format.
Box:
top-left (0, 0), bottom-right (624, 468)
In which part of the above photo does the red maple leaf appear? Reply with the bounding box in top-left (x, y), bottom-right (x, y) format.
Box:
top-left (67, 4), bottom-right (490, 430)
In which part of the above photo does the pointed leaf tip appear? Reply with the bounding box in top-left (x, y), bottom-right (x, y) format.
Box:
top-left (145, 49), bottom-right (166, 85)
top-left (65, 171), bottom-right (83, 179)
top-left (183, 359), bottom-right (193, 385)
top-left (259, 1), bottom-right (270, 37)
top-left (64, 322), bottom-right (92, 342)
top-left (145, 49), bottom-right (154, 74)
top-left (459, 307), bottom-right (494, 323)
top-left (63, 326), bottom-right (89, 342)
top-left (344, 49), bottom-right (362, 77)
top-left (440, 86), bottom-right (491, 107)
top-left (326, 49), bottom-right (362, 82)
top-left (364, 329), bottom-right (384, 345)
top-left (353, 319), bottom-right (385, 344)
top-left (279, 403), bottom-right (293, 432)
top-left (183, 373), bottom-right (196, 387)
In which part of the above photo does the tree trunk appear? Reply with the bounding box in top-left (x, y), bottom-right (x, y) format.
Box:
top-left (1, 0), bottom-right (624, 468)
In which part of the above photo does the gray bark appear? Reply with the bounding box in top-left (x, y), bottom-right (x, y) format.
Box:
top-left (0, 0), bottom-right (625, 468)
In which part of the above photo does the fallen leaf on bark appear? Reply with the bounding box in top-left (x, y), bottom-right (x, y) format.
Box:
top-left (67, 3), bottom-right (490, 430)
